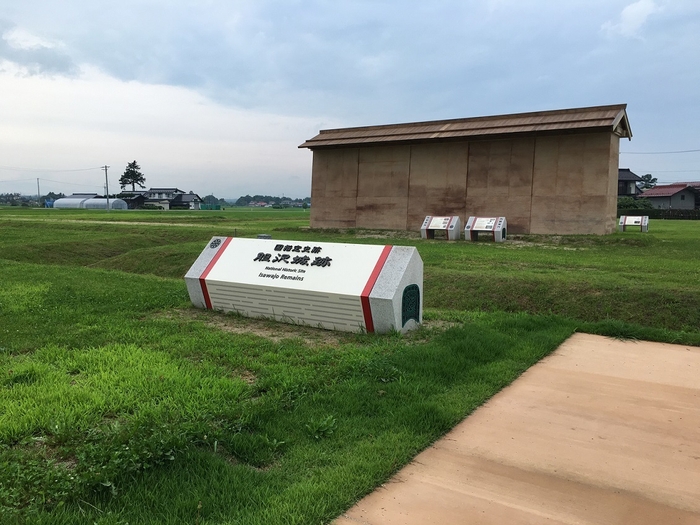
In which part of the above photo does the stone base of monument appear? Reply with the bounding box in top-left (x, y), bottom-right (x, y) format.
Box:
top-left (465, 216), bottom-right (507, 242)
top-left (618, 215), bottom-right (649, 232)
top-left (420, 216), bottom-right (462, 240)
top-left (185, 237), bottom-right (423, 333)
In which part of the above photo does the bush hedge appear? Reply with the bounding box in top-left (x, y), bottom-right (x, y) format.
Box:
top-left (617, 208), bottom-right (700, 220)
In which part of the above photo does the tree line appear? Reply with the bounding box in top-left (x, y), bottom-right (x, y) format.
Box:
top-left (234, 195), bottom-right (310, 206)
top-left (0, 192), bottom-right (66, 206)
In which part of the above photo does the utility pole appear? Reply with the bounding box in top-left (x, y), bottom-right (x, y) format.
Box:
top-left (36, 178), bottom-right (41, 207)
top-left (102, 165), bottom-right (110, 212)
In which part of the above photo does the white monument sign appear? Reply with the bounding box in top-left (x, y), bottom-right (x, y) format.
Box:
top-left (618, 215), bottom-right (649, 232)
top-left (420, 216), bottom-right (461, 240)
top-left (465, 216), bottom-right (507, 242)
top-left (185, 237), bottom-right (423, 333)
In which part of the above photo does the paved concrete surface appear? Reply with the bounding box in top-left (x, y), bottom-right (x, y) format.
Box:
top-left (335, 333), bottom-right (700, 524)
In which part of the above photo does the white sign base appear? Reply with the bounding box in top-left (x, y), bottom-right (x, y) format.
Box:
top-left (618, 216), bottom-right (649, 232)
top-left (420, 216), bottom-right (461, 240)
top-left (465, 216), bottom-right (507, 242)
top-left (185, 238), bottom-right (423, 333)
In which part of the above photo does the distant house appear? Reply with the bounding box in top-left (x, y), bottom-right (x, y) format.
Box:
top-left (145, 188), bottom-right (185, 200)
top-left (118, 190), bottom-right (148, 209)
top-left (641, 184), bottom-right (700, 210)
top-left (687, 181), bottom-right (700, 193)
top-left (171, 192), bottom-right (203, 210)
top-left (142, 188), bottom-right (203, 210)
top-left (618, 168), bottom-right (643, 197)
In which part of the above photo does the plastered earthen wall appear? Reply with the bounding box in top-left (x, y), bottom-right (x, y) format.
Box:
top-left (310, 132), bottom-right (620, 235)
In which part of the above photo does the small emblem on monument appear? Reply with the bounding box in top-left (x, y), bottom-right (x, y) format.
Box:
top-left (402, 285), bottom-right (421, 327)
top-left (209, 239), bottom-right (222, 249)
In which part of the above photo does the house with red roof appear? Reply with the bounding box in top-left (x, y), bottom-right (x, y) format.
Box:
top-left (642, 183), bottom-right (699, 210)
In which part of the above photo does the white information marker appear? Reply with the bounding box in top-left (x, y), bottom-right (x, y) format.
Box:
top-left (465, 216), bottom-right (507, 242)
top-left (420, 216), bottom-right (462, 240)
top-left (618, 215), bottom-right (649, 232)
top-left (185, 238), bottom-right (423, 333)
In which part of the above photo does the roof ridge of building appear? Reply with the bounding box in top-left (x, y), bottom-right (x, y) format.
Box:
top-left (300, 104), bottom-right (630, 149)
top-left (316, 104), bottom-right (627, 134)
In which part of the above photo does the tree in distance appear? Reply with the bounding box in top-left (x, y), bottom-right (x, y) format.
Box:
top-left (639, 173), bottom-right (658, 190)
top-left (203, 194), bottom-right (227, 206)
top-left (120, 161), bottom-right (146, 191)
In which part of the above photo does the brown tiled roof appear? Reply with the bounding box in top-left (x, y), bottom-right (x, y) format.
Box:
top-left (642, 184), bottom-right (697, 198)
top-left (300, 104), bottom-right (631, 149)
top-left (618, 168), bottom-right (642, 181)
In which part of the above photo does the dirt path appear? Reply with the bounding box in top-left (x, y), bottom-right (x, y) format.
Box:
top-left (336, 333), bottom-right (700, 524)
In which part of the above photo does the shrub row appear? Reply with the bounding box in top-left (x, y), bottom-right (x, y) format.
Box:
top-left (617, 208), bottom-right (700, 220)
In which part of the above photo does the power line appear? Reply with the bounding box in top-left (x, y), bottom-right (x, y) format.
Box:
top-left (0, 165), bottom-right (104, 172)
top-left (621, 149), bottom-right (700, 155)
top-left (40, 178), bottom-right (102, 188)
top-left (0, 177), bottom-right (38, 183)
top-left (0, 177), bottom-right (101, 188)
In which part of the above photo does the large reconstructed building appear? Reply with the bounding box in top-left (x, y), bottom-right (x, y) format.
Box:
top-left (300, 104), bottom-right (632, 235)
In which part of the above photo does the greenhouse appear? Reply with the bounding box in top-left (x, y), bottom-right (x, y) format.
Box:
top-left (84, 198), bottom-right (127, 210)
top-left (54, 194), bottom-right (127, 210)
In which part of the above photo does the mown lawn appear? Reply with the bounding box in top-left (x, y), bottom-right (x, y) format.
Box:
top-left (1, 208), bottom-right (699, 524)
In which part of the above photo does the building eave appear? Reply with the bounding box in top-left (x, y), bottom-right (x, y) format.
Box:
top-left (299, 104), bottom-right (631, 149)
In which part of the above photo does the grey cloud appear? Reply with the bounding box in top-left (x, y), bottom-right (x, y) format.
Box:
top-left (2, 0), bottom-right (700, 196)
top-left (0, 20), bottom-right (78, 75)
top-left (3, 1), bottom-right (700, 126)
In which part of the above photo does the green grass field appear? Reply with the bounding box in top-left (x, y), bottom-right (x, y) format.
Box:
top-left (1, 207), bottom-right (699, 524)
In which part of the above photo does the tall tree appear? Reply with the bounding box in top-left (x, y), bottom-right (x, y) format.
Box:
top-left (639, 173), bottom-right (657, 190)
top-left (203, 194), bottom-right (219, 205)
top-left (119, 161), bottom-right (146, 191)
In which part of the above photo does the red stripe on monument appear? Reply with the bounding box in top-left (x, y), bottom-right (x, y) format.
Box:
top-left (199, 237), bottom-right (233, 310)
top-left (360, 245), bottom-right (393, 333)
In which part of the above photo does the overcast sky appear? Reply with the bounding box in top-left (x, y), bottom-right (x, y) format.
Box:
top-left (1, 0), bottom-right (699, 199)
